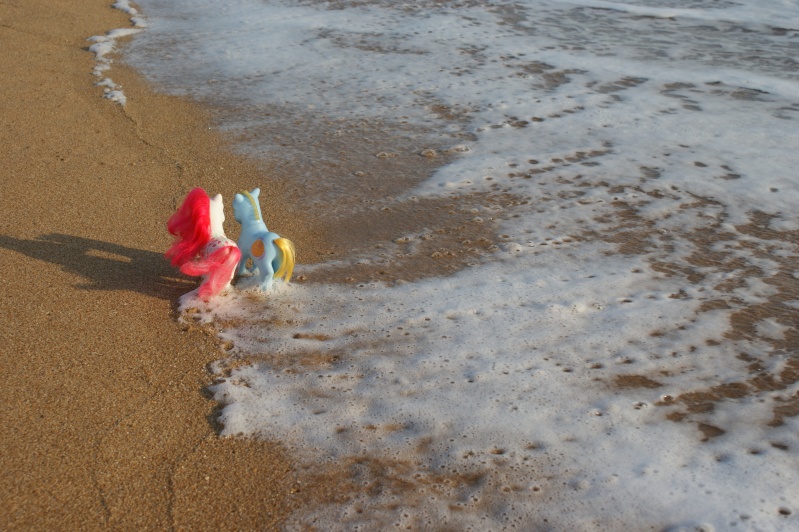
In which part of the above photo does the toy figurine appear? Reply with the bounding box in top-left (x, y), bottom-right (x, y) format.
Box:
top-left (232, 188), bottom-right (296, 290)
top-left (165, 188), bottom-right (241, 300)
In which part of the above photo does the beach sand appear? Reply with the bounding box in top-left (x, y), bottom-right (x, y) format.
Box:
top-left (9, 2), bottom-right (796, 529)
top-left (0, 1), bottom-right (344, 528)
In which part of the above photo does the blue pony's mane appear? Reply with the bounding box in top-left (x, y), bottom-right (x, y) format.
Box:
top-left (240, 190), bottom-right (261, 220)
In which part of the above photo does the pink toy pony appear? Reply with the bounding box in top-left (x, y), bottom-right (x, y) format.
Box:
top-left (165, 188), bottom-right (241, 300)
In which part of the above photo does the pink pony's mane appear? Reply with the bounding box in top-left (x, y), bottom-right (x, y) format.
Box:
top-left (165, 188), bottom-right (212, 267)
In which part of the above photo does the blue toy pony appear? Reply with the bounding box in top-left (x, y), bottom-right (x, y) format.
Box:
top-left (232, 188), bottom-right (296, 290)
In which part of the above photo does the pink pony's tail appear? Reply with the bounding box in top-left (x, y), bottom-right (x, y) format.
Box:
top-left (166, 188), bottom-right (212, 268)
top-left (180, 245), bottom-right (242, 300)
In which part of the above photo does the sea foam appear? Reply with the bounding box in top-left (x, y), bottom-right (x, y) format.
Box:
top-left (129, 0), bottom-right (798, 528)
top-left (87, 1), bottom-right (146, 105)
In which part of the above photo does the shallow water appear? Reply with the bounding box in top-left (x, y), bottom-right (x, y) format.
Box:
top-left (119, 0), bottom-right (798, 529)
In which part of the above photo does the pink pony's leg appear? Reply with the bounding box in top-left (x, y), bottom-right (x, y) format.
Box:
top-left (198, 246), bottom-right (242, 300)
top-left (186, 245), bottom-right (242, 300)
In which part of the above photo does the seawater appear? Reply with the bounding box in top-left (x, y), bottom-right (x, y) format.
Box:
top-left (118, 0), bottom-right (798, 529)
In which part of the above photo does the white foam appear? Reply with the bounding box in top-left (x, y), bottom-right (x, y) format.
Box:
top-left (113, 0), bottom-right (147, 28)
top-left (554, 0), bottom-right (799, 28)
top-left (87, 2), bottom-right (146, 106)
top-left (130, 0), bottom-right (799, 528)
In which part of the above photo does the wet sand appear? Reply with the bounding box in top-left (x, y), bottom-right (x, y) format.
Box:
top-left (0, 1), bottom-right (338, 528)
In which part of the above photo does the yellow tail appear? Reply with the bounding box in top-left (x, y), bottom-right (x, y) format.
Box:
top-left (273, 237), bottom-right (296, 283)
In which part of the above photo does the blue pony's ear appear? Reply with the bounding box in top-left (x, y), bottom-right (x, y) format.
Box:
top-left (252, 188), bottom-right (261, 198)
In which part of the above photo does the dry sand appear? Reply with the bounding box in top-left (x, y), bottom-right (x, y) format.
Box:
top-left (0, 1), bottom-right (339, 529)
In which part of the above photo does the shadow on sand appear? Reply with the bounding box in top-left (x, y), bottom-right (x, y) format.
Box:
top-left (0, 233), bottom-right (194, 300)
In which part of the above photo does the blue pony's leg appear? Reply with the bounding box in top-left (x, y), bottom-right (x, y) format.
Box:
top-left (237, 247), bottom-right (252, 276)
top-left (257, 239), bottom-right (277, 290)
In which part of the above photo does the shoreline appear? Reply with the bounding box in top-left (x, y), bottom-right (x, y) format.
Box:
top-left (0, 1), bottom-right (336, 528)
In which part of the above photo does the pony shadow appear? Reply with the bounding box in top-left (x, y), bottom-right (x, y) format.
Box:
top-left (0, 233), bottom-right (194, 300)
